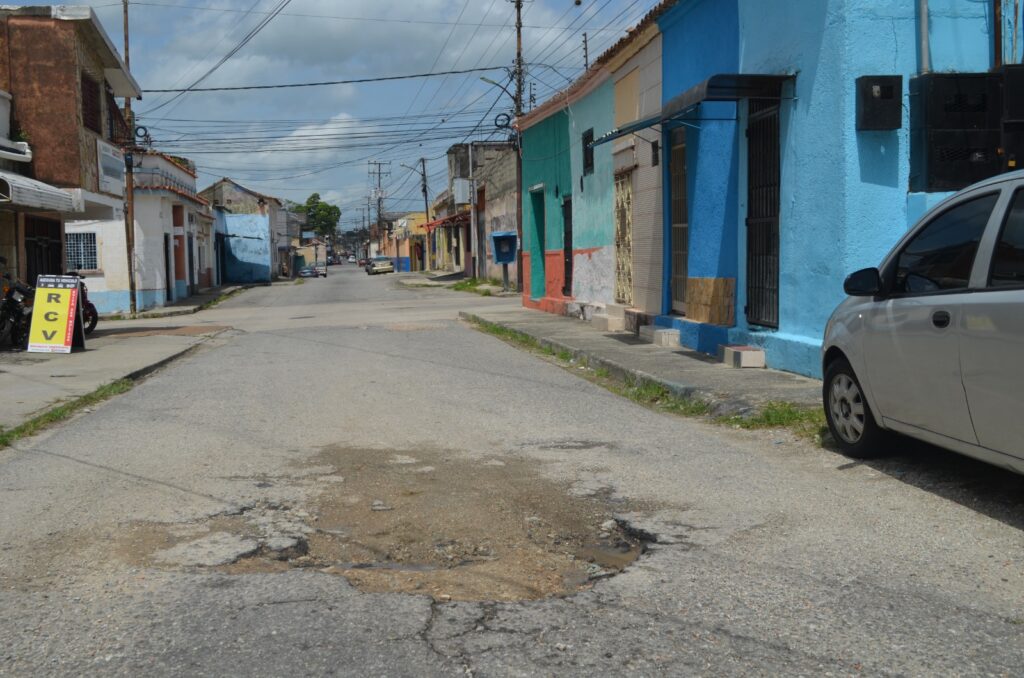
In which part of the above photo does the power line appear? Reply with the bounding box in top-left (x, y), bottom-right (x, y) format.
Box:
top-left (143, 65), bottom-right (508, 93)
top-left (145, 0), bottom-right (294, 113)
top-left (124, 0), bottom-right (632, 32)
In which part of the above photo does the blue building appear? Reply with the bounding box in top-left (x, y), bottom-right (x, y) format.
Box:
top-left (596, 0), bottom-right (1010, 377)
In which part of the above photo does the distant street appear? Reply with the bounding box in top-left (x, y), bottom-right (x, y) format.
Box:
top-left (1, 266), bottom-right (1023, 675)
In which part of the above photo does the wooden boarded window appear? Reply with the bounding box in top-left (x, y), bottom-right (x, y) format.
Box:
top-left (81, 73), bottom-right (102, 134)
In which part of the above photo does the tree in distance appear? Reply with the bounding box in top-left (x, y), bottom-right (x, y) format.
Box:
top-left (299, 193), bottom-right (341, 238)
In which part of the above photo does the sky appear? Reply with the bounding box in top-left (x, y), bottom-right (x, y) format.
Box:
top-left (22, 0), bottom-right (659, 229)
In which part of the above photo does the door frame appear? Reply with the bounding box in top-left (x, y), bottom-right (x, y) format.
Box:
top-left (561, 196), bottom-right (573, 297)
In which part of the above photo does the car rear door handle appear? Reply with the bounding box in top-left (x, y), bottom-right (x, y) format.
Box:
top-left (932, 310), bottom-right (951, 328)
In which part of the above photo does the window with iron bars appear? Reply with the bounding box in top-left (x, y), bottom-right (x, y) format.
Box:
top-left (81, 73), bottom-right (102, 134)
top-left (66, 233), bottom-right (98, 271)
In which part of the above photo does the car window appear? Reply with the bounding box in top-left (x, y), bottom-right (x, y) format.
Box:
top-left (893, 193), bottom-right (998, 294)
top-left (990, 188), bottom-right (1024, 287)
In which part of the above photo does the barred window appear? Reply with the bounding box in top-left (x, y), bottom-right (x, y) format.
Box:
top-left (81, 73), bottom-right (101, 134)
top-left (66, 233), bottom-right (98, 271)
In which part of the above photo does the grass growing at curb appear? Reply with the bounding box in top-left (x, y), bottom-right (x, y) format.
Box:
top-left (294, 278), bottom-right (305, 285)
top-left (719, 401), bottom-right (827, 440)
top-left (0, 379), bottom-right (134, 449)
top-left (451, 278), bottom-right (499, 296)
top-left (470, 317), bottom-right (824, 442)
top-left (199, 287), bottom-right (244, 310)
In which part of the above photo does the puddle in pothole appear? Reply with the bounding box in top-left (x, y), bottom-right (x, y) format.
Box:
top-left (115, 446), bottom-right (653, 602)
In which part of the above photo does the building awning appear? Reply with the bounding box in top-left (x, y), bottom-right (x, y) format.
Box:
top-left (0, 171), bottom-right (76, 213)
top-left (593, 73), bottom-right (794, 147)
top-left (424, 213), bottom-right (469, 232)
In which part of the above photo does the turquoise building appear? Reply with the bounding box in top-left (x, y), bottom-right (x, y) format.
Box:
top-left (638, 0), bottom-right (1012, 377)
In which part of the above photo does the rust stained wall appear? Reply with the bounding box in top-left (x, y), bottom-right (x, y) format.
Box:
top-left (4, 18), bottom-right (82, 188)
top-left (77, 31), bottom-right (108, 194)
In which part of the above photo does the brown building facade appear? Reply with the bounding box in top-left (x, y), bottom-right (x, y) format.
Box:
top-left (0, 5), bottom-right (139, 283)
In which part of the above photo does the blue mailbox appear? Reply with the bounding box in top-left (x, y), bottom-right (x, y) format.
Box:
top-left (490, 231), bottom-right (518, 265)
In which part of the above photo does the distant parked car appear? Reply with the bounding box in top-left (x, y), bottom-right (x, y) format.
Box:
top-left (348, 255), bottom-right (356, 263)
top-left (314, 262), bottom-right (327, 277)
top-left (366, 256), bottom-right (394, 275)
top-left (297, 266), bottom-right (317, 278)
top-left (822, 170), bottom-right (1024, 475)
top-left (358, 258), bottom-right (369, 267)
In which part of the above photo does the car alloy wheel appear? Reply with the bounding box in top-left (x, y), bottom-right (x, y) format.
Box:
top-left (828, 372), bottom-right (865, 444)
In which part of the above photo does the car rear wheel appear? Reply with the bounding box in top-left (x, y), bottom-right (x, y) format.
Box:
top-left (823, 357), bottom-right (889, 459)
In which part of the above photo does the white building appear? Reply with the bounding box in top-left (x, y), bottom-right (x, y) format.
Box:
top-left (65, 151), bottom-right (215, 313)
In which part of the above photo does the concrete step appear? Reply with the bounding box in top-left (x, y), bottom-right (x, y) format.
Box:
top-left (591, 313), bottom-right (625, 332)
top-left (719, 344), bottom-right (766, 368)
top-left (603, 303), bottom-right (628, 320)
top-left (638, 325), bottom-right (681, 347)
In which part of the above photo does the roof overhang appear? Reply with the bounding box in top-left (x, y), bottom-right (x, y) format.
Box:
top-left (0, 6), bottom-right (142, 98)
top-left (0, 170), bottom-right (76, 213)
top-left (424, 213), bottom-right (469, 232)
top-left (593, 73), bottom-right (794, 147)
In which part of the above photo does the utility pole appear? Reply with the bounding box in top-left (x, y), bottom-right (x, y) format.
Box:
top-left (513, 0), bottom-right (524, 290)
top-left (583, 32), bottom-right (589, 69)
top-left (513, 0), bottom-right (524, 118)
top-left (121, 0), bottom-right (137, 314)
top-left (368, 161), bottom-right (390, 254)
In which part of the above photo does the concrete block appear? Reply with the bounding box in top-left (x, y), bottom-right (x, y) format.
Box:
top-left (720, 345), bottom-right (766, 368)
top-left (592, 313), bottom-right (625, 332)
top-left (603, 303), bottom-right (628, 320)
top-left (639, 325), bottom-right (681, 347)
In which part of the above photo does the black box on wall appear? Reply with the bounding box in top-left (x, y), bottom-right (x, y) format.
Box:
top-left (856, 75), bottom-right (903, 130)
top-left (910, 73), bottom-right (1004, 192)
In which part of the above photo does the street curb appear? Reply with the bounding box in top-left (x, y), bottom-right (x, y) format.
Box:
top-left (99, 285), bottom-right (250, 321)
top-left (459, 311), bottom-right (758, 418)
top-left (124, 343), bottom-right (204, 382)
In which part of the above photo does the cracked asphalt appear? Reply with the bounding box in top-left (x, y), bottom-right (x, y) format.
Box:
top-left (1, 267), bottom-right (1023, 676)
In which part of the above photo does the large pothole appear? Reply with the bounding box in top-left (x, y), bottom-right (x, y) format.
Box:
top-left (117, 446), bottom-right (652, 601)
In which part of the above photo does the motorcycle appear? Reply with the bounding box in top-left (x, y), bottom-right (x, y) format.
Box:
top-left (68, 271), bottom-right (98, 335)
top-left (0, 270), bottom-right (33, 349)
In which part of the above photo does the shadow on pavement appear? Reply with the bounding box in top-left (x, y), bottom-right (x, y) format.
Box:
top-left (833, 435), bottom-right (1024, 532)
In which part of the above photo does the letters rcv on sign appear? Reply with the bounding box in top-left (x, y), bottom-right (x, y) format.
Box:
top-left (28, 275), bottom-right (82, 353)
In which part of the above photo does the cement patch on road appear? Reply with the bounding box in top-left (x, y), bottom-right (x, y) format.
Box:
top-left (117, 446), bottom-right (654, 602)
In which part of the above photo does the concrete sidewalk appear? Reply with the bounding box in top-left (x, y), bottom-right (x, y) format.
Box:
top-left (99, 285), bottom-right (248, 320)
top-left (460, 306), bottom-right (821, 416)
top-left (0, 321), bottom-right (231, 430)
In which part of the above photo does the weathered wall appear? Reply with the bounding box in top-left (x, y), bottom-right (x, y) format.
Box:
top-left (222, 214), bottom-right (271, 283)
top-left (521, 110), bottom-right (571, 305)
top-left (133, 195), bottom-right (172, 308)
top-left (3, 18), bottom-right (82, 188)
top-left (613, 34), bottom-right (663, 314)
top-left (475, 146), bottom-right (518, 282)
top-left (567, 78), bottom-right (614, 305)
top-left (725, 0), bottom-right (994, 376)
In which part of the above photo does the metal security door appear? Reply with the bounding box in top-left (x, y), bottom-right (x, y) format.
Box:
top-left (562, 197), bottom-right (573, 296)
top-left (614, 172), bottom-right (633, 306)
top-left (746, 99), bottom-right (780, 328)
top-left (187, 234), bottom-right (196, 295)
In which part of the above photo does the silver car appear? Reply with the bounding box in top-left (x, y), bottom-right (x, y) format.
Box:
top-left (366, 256), bottom-right (394, 275)
top-left (822, 171), bottom-right (1024, 474)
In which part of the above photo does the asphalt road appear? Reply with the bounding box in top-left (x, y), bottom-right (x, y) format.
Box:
top-left (1, 266), bottom-right (1022, 676)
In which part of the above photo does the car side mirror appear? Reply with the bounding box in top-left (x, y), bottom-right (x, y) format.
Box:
top-left (844, 267), bottom-right (882, 296)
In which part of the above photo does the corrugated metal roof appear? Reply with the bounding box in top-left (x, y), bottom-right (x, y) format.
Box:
top-left (0, 171), bottom-right (75, 212)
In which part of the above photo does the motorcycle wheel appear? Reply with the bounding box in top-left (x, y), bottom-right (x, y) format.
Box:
top-left (83, 305), bottom-right (98, 335)
top-left (10, 318), bottom-right (28, 349)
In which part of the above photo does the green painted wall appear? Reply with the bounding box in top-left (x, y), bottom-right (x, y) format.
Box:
top-left (521, 109), bottom-right (571, 299)
top-left (567, 79), bottom-right (614, 251)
